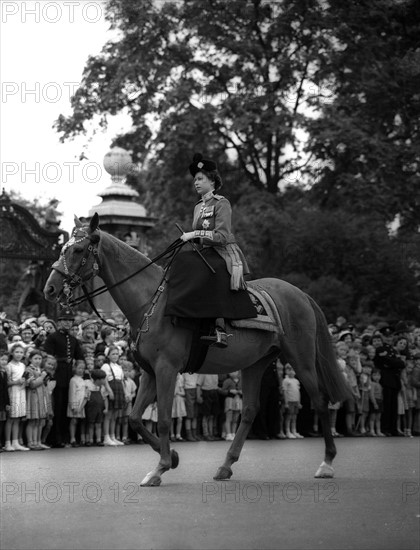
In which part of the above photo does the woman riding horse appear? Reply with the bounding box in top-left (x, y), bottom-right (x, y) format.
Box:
top-left (166, 153), bottom-right (257, 348)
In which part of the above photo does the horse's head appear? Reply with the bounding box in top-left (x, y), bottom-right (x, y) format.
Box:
top-left (44, 213), bottom-right (101, 305)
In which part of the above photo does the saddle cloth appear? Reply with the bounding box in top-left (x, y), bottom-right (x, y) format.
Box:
top-left (230, 285), bottom-right (284, 334)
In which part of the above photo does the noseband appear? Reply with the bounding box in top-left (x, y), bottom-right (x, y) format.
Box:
top-left (52, 229), bottom-right (99, 306)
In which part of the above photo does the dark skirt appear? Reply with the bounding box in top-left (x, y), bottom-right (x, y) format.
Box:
top-left (165, 248), bottom-right (257, 320)
top-left (108, 379), bottom-right (125, 410)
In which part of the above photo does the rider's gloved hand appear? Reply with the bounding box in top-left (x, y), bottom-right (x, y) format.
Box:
top-left (180, 232), bottom-right (195, 242)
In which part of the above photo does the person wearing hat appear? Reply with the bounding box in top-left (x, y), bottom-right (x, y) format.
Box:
top-left (373, 327), bottom-right (405, 436)
top-left (43, 309), bottom-right (84, 447)
top-left (80, 319), bottom-right (98, 346)
top-left (338, 330), bottom-right (354, 345)
top-left (165, 153), bottom-right (257, 348)
top-left (379, 325), bottom-right (394, 343)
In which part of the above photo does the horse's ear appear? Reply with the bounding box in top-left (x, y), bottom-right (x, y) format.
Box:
top-left (74, 215), bottom-right (83, 228)
top-left (90, 213), bottom-right (99, 232)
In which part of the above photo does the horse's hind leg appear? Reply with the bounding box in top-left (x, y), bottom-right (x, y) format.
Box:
top-left (129, 370), bottom-right (160, 453)
top-left (314, 393), bottom-right (336, 478)
top-left (214, 355), bottom-right (275, 481)
top-left (281, 337), bottom-right (336, 478)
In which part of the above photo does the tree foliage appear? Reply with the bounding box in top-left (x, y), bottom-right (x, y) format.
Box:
top-left (56, 0), bottom-right (335, 192)
top-left (307, 0), bottom-right (420, 230)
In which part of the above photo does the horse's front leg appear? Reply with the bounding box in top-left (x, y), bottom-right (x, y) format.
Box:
top-left (129, 370), bottom-right (159, 452)
top-left (214, 358), bottom-right (268, 481)
top-left (140, 363), bottom-right (178, 487)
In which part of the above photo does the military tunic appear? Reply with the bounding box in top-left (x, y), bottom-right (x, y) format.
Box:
top-left (166, 192), bottom-right (256, 320)
top-left (191, 193), bottom-right (250, 290)
top-left (43, 329), bottom-right (85, 388)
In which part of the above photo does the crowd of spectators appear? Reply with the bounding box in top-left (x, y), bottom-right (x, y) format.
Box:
top-left (0, 309), bottom-right (419, 452)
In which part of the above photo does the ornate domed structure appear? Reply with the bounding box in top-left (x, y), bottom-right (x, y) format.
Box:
top-left (87, 147), bottom-right (156, 316)
top-left (88, 148), bottom-right (155, 250)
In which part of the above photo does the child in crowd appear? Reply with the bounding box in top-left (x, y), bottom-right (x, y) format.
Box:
top-left (411, 354), bottom-right (420, 435)
top-left (397, 364), bottom-right (409, 436)
top-left (40, 355), bottom-right (56, 449)
top-left (282, 364), bottom-right (303, 439)
top-left (196, 374), bottom-right (220, 441)
top-left (0, 351), bottom-right (10, 450)
top-left (359, 348), bottom-right (374, 377)
top-left (84, 368), bottom-right (108, 446)
top-left (25, 349), bottom-right (48, 450)
top-left (275, 360), bottom-right (287, 439)
top-left (121, 360), bottom-right (137, 444)
top-left (67, 363), bottom-right (88, 447)
top-left (142, 399), bottom-right (158, 436)
top-left (368, 369), bottom-right (384, 436)
top-left (183, 372), bottom-right (199, 441)
top-left (94, 353), bottom-right (106, 369)
top-left (342, 347), bottom-right (361, 436)
top-left (4, 343), bottom-right (29, 451)
top-left (101, 345), bottom-right (124, 446)
top-left (79, 358), bottom-right (94, 446)
top-left (171, 372), bottom-right (186, 441)
top-left (357, 371), bottom-right (371, 435)
top-left (404, 359), bottom-right (415, 437)
top-left (221, 371), bottom-right (242, 441)
top-left (366, 345), bottom-right (376, 362)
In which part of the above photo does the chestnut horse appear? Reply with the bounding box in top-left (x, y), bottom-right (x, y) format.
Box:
top-left (44, 214), bottom-right (350, 486)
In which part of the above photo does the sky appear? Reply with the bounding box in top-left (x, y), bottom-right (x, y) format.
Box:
top-left (0, 0), bottom-right (132, 231)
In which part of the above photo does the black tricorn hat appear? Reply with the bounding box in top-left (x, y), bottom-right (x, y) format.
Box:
top-left (379, 326), bottom-right (393, 337)
top-left (189, 153), bottom-right (217, 177)
top-left (58, 309), bottom-right (75, 321)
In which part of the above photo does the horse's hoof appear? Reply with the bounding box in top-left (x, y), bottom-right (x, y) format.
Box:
top-left (170, 449), bottom-right (179, 469)
top-left (140, 472), bottom-right (162, 487)
top-left (314, 461), bottom-right (334, 478)
top-left (213, 466), bottom-right (233, 480)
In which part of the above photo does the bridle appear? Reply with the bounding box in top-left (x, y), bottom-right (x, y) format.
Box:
top-left (51, 228), bottom-right (100, 308)
top-left (51, 227), bottom-right (185, 325)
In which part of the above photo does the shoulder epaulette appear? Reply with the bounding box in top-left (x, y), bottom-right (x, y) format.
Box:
top-left (213, 194), bottom-right (224, 200)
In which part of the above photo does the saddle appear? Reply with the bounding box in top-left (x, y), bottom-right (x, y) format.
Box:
top-left (230, 284), bottom-right (284, 335)
top-left (181, 285), bottom-right (284, 374)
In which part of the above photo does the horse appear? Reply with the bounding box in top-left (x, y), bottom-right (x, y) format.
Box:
top-left (44, 213), bottom-right (350, 486)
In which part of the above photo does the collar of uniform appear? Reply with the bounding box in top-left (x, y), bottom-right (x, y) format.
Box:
top-left (201, 191), bottom-right (214, 204)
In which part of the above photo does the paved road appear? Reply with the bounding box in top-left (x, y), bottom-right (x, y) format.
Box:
top-left (0, 438), bottom-right (418, 549)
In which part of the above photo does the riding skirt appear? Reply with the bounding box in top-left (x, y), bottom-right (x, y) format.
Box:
top-left (165, 249), bottom-right (257, 320)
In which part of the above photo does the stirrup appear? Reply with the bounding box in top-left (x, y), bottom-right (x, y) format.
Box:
top-left (200, 329), bottom-right (228, 348)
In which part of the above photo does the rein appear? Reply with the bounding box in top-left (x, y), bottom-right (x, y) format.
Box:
top-left (53, 230), bottom-right (185, 320)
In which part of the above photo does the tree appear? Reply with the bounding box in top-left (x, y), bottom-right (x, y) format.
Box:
top-left (307, 0), bottom-right (420, 231)
top-left (55, 0), bottom-right (335, 193)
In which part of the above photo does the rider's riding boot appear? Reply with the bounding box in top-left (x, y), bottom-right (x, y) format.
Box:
top-left (200, 318), bottom-right (228, 348)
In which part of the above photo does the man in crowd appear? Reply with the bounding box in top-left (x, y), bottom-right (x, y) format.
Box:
top-left (373, 326), bottom-right (405, 436)
top-left (43, 309), bottom-right (84, 447)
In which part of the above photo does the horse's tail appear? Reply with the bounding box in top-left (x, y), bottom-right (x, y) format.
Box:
top-left (307, 295), bottom-right (351, 404)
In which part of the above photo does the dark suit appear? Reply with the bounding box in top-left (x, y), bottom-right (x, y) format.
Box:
top-left (374, 345), bottom-right (404, 434)
top-left (44, 330), bottom-right (84, 445)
